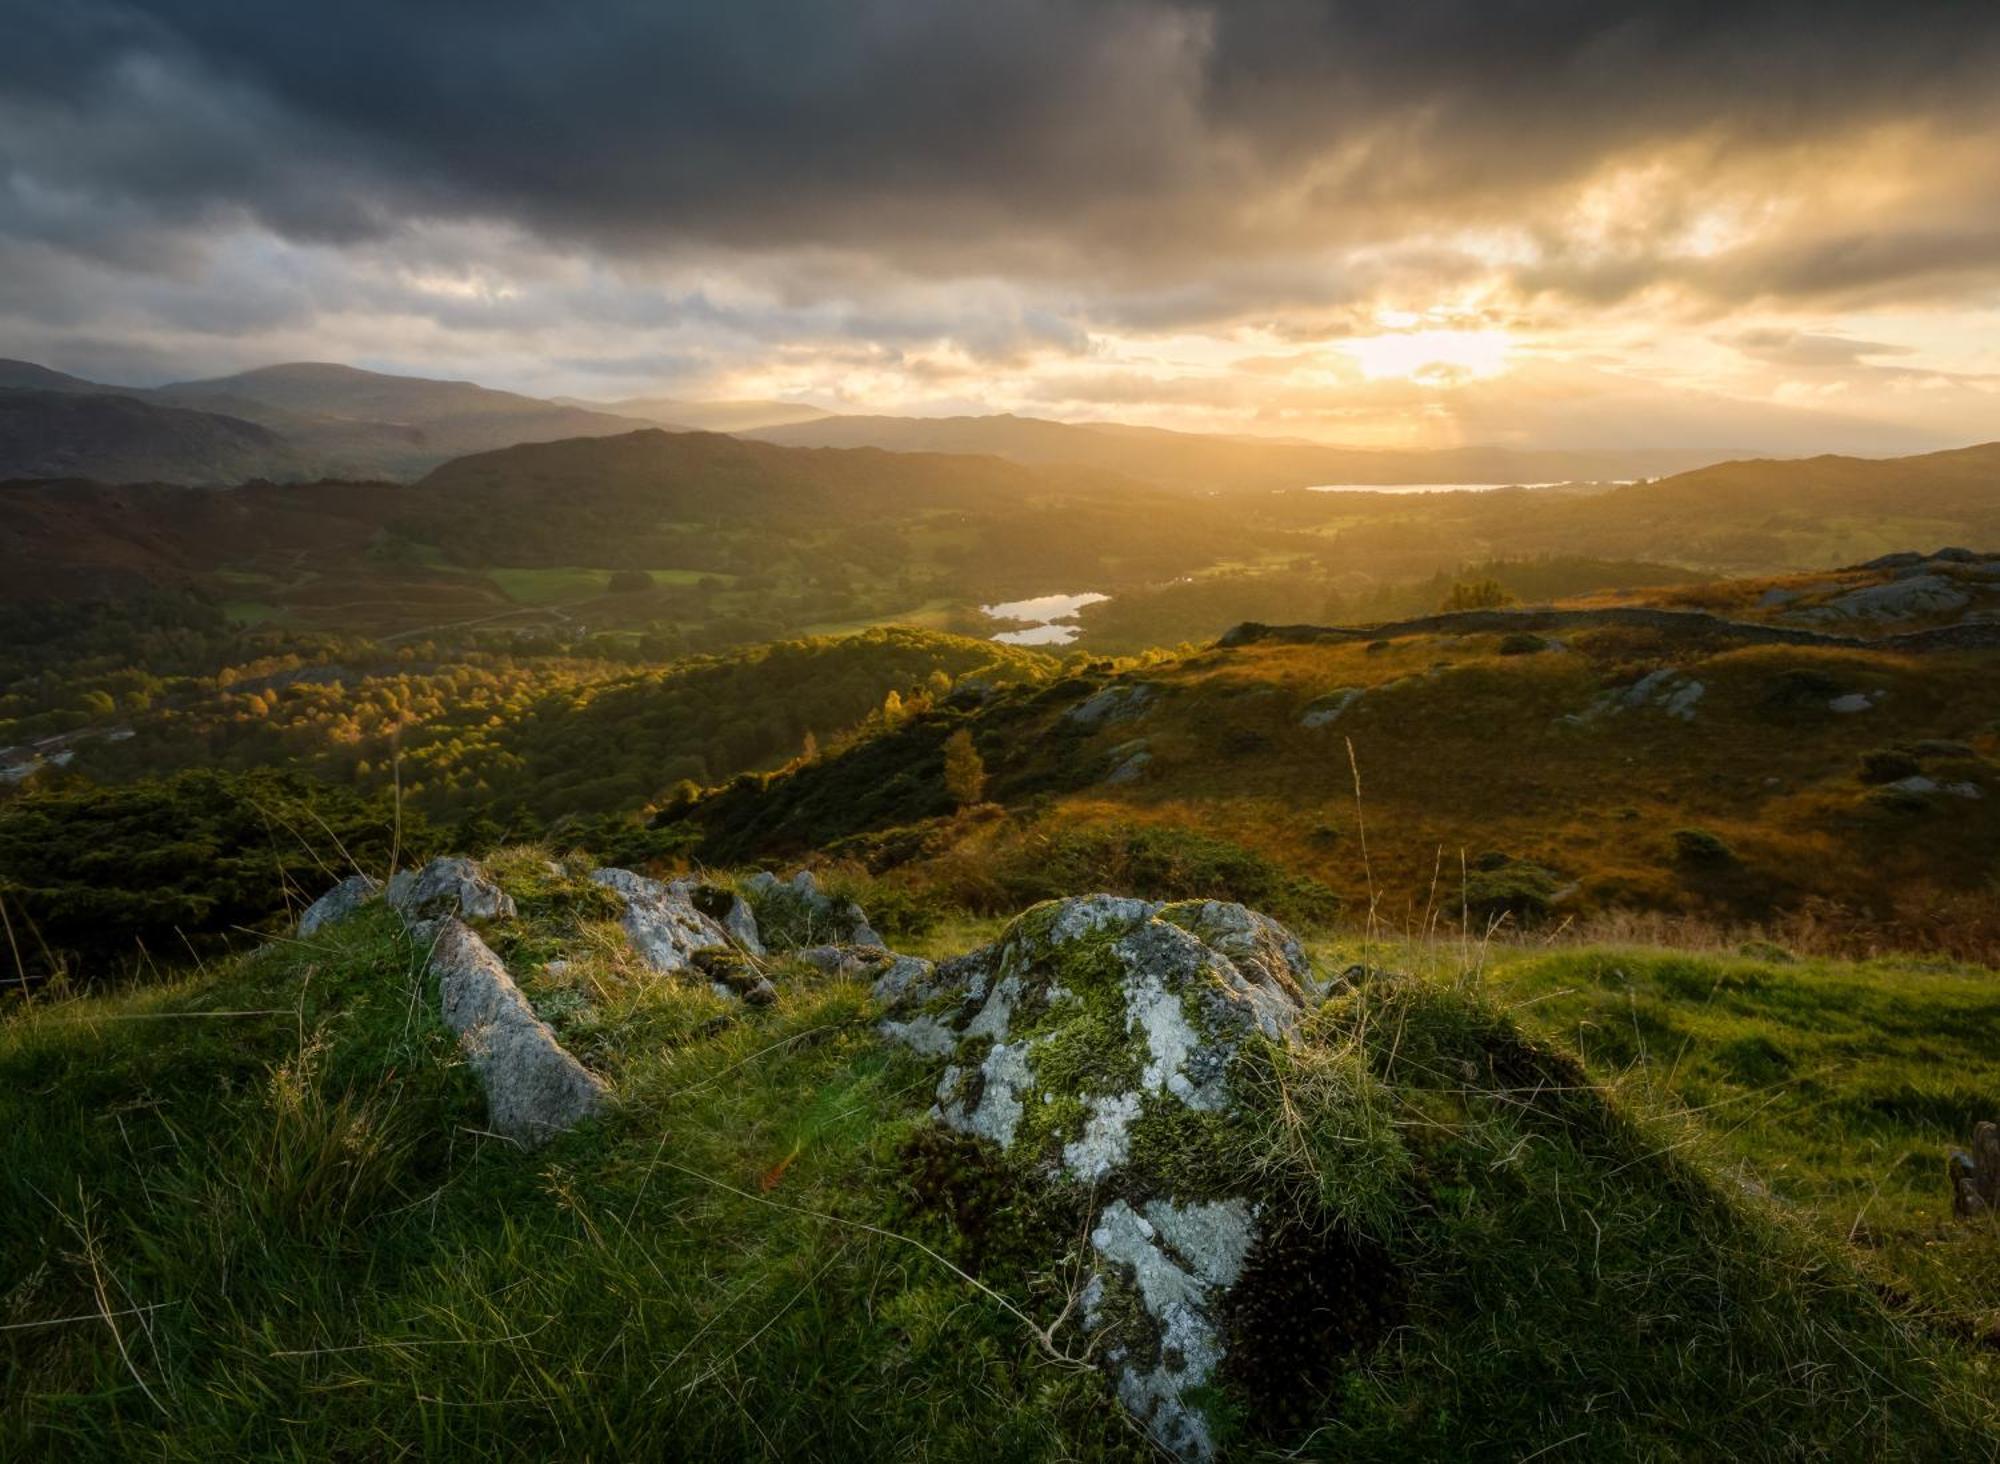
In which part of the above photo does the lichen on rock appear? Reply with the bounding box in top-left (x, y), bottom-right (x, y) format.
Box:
top-left (877, 893), bottom-right (1324, 1458)
top-left (590, 867), bottom-right (761, 978)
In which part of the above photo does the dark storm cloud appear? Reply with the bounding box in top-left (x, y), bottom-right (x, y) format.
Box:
top-left (6, 0), bottom-right (2000, 290)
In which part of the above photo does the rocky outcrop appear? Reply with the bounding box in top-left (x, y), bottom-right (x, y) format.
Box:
top-left (1065, 682), bottom-right (1160, 728)
top-left (745, 869), bottom-right (882, 948)
top-left (1102, 739), bottom-right (1152, 784)
top-left (590, 867), bottom-right (763, 975)
top-left (1795, 574), bottom-right (1971, 624)
top-left (299, 859), bottom-right (605, 1145)
top-left (424, 916), bottom-right (608, 1144)
top-left (385, 856), bottom-right (517, 923)
top-left (878, 894), bottom-right (1324, 1458)
top-left (1565, 667), bottom-right (1704, 725)
top-left (298, 874), bottom-right (380, 937)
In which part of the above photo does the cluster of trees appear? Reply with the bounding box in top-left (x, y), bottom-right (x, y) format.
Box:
top-left (0, 768), bottom-right (435, 988)
top-left (11, 626), bottom-right (1050, 831)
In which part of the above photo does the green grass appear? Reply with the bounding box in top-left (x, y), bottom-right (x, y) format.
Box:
top-left (4, 873), bottom-right (1998, 1460)
top-left (486, 566), bottom-right (616, 604)
top-left (1484, 942), bottom-right (2000, 1323)
top-left (487, 566), bottom-right (737, 606)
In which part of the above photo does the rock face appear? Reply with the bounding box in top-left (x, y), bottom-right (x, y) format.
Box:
top-left (298, 874), bottom-right (380, 937)
top-left (590, 867), bottom-right (763, 976)
top-left (425, 916), bottom-right (608, 1144)
top-left (385, 856), bottom-right (517, 923)
top-left (879, 895), bottom-right (1321, 1458)
top-left (745, 869), bottom-right (883, 948)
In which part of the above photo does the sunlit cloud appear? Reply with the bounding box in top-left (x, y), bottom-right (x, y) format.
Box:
top-left (2, 1), bottom-right (1998, 450)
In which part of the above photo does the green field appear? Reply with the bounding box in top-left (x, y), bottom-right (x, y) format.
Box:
top-left (488, 566), bottom-right (735, 605)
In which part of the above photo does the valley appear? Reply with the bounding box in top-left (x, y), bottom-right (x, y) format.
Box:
top-left (4, 380), bottom-right (2000, 1464)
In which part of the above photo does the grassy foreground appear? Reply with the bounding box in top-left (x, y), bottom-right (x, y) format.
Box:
top-left (3, 865), bottom-right (1998, 1459)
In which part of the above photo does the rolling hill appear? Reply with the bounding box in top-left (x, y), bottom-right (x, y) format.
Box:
top-left (746, 411), bottom-right (1736, 491)
top-left (555, 392), bottom-right (832, 432)
top-left (0, 360), bottom-right (651, 483)
top-left (0, 389), bottom-right (311, 486)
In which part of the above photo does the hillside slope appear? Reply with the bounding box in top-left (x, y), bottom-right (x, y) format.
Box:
top-left (748, 411), bottom-right (1724, 491)
top-left (0, 361), bottom-right (653, 483)
top-left (0, 389), bottom-right (310, 486)
top-left (677, 552), bottom-right (2000, 959)
top-left (2, 850), bottom-right (1994, 1459)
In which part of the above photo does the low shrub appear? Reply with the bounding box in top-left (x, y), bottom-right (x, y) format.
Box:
top-left (1671, 827), bottom-right (1737, 866)
top-left (1460, 856), bottom-right (1568, 925)
top-left (1858, 748), bottom-right (1922, 785)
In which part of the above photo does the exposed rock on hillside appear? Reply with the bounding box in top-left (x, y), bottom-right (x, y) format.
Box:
top-left (298, 874), bottom-right (380, 937)
top-left (300, 857), bottom-right (604, 1145)
top-left (879, 895), bottom-right (1328, 1458)
top-left (1066, 682), bottom-right (1160, 728)
top-left (1298, 687), bottom-right (1362, 727)
top-left (386, 856), bottom-right (517, 923)
top-left (1102, 739), bottom-right (1152, 784)
top-left (1796, 574), bottom-right (1972, 624)
top-left (590, 867), bottom-right (763, 976)
top-left (1565, 667), bottom-right (1705, 725)
top-left (745, 868), bottom-right (883, 948)
top-left (425, 915), bottom-right (608, 1143)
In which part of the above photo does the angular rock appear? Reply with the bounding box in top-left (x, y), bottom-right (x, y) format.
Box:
top-left (386, 856), bottom-right (517, 924)
top-left (298, 873), bottom-right (380, 937)
top-left (425, 916), bottom-right (608, 1145)
top-left (590, 867), bottom-right (757, 975)
top-left (879, 894), bottom-right (1321, 1458)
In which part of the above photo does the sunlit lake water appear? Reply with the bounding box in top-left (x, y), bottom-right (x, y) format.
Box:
top-left (1305, 481), bottom-right (1567, 494)
top-left (982, 591), bottom-right (1110, 645)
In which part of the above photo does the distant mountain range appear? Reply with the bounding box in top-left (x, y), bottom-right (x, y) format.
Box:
top-left (743, 412), bottom-right (1729, 492)
top-left (552, 394), bottom-right (832, 433)
top-left (1, 356), bottom-right (1785, 491)
top-left (0, 360), bottom-right (649, 484)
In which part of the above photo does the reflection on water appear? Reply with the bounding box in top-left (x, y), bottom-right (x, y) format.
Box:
top-left (1306, 482), bottom-right (1564, 495)
top-left (982, 590), bottom-right (1109, 646)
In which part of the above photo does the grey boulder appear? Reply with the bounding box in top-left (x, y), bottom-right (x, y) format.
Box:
top-left (426, 916), bottom-right (608, 1145)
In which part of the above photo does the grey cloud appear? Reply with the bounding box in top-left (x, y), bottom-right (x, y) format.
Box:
top-left (6, 2), bottom-right (1999, 274)
top-left (1725, 330), bottom-right (1915, 366)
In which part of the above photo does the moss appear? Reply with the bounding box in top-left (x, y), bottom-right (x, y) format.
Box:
top-left (1121, 1100), bottom-right (1252, 1205)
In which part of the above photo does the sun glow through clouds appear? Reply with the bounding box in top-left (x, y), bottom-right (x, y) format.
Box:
top-left (1340, 328), bottom-right (1514, 382)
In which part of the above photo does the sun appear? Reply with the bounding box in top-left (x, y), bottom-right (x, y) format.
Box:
top-left (1341, 328), bottom-right (1513, 382)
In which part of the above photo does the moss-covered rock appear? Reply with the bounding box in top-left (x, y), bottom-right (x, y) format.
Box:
top-left (878, 894), bottom-right (1328, 1458)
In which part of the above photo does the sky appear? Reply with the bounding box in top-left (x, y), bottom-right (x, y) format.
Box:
top-left (5, 0), bottom-right (2000, 453)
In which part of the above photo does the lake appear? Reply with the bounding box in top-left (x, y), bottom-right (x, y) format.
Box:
top-left (1305, 481), bottom-right (1568, 494)
top-left (982, 591), bottom-right (1110, 646)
